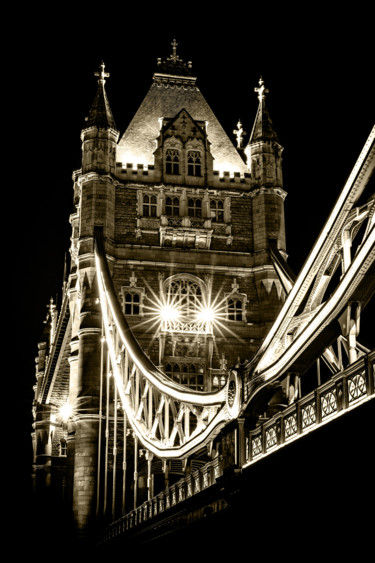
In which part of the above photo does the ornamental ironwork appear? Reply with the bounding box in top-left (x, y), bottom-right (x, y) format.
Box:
top-left (302, 402), bottom-right (316, 430)
top-left (252, 435), bottom-right (262, 457)
top-left (266, 426), bottom-right (277, 450)
top-left (284, 413), bottom-right (297, 439)
top-left (321, 390), bottom-right (337, 418)
top-left (348, 372), bottom-right (367, 403)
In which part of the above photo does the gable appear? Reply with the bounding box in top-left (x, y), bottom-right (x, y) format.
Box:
top-left (116, 81), bottom-right (247, 176)
top-left (162, 108), bottom-right (206, 144)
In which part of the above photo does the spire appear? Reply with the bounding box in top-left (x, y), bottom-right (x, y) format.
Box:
top-left (248, 77), bottom-right (279, 144)
top-left (84, 61), bottom-right (117, 130)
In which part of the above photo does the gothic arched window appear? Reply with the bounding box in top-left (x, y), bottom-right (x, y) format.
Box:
top-left (167, 277), bottom-right (203, 316)
top-left (165, 196), bottom-right (180, 217)
top-left (165, 149), bottom-right (180, 175)
top-left (187, 151), bottom-right (202, 176)
top-left (161, 274), bottom-right (211, 334)
top-left (188, 198), bottom-right (202, 218)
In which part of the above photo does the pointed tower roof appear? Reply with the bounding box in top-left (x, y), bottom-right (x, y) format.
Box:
top-left (248, 78), bottom-right (279, 144)
top-left (85, 62), bottom-right (117, 130)
top-left (117, 41), bottom-right (247, 175)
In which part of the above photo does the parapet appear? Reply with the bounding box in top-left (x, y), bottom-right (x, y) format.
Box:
top-left (115, 163), bottom-right (252, 189)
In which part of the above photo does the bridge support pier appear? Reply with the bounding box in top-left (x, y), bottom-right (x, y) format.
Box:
top-left (71, 415), bottom-right (100, 536)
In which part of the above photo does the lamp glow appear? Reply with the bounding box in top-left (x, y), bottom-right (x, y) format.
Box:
top-left (197, 307), bottom-right (215, 323)
top-left (59, 402), bottom-right (73, 422)
top-left (160, 305), bottom-right (180, 321)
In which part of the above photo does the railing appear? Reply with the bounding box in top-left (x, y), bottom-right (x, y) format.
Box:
top-left (244, 350), bottom-right (374, 466)
top-left (101, 350), bottom-right (374, 544)
top-left (102, 456), bottom-right (223, 542)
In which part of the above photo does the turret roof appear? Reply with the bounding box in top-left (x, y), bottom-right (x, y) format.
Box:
top-left (85, 62), bottom-right (117, 130)
top-left (248, 78), bottom-right (279, 144)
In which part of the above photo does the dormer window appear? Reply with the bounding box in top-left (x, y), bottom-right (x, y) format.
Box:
top-left (143, 194), bottom-right (157, 217)
top-left (166, 196), bottom-right (180, 216)
top-left (166, 148), bottom-right (180, 174)
top-left (187, 151), bottom-right (201, 176)
top-left (188, 198), bottom-right (202, 218)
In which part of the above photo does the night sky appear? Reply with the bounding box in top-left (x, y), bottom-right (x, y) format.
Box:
top-left (14, 7), bottom-right (374, 537)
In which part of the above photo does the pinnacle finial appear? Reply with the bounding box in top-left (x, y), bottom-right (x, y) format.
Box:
top-left (254, 77), bottom-right (269, 102)
top-left (95, 61), bottom-right (110, 85)
top-left (233, 120), bottom-right (246, 148)
top-left (171, 38), bottom-right (178, 62)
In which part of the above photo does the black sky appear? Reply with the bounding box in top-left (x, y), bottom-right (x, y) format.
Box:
top-left (14, 8), bottom-right (374, 517)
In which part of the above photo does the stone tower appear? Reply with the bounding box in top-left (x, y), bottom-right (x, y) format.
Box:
top-left (32, 42), bottom-right (288, 539)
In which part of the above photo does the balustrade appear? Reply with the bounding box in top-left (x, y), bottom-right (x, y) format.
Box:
top-left (245, 351), bottom-right (374, 465)
top-left (102, 351), bottom-right (373, 543)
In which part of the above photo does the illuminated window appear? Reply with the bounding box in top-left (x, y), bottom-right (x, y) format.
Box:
top-left (124, 292), bottom-right (140, 315)
top-left (210, 199), bottom-right (224, 222)
top-left (165, 196), bottom-right (180, 217)
top-left (165, 363), bottom-right (204, 390)
top-left (188, 198), bottom-right (202, 218)
top-left (143, 194), bottom-right (157, 217)
top-left (161, 275), bottom-right (214, 334)
top-left (187, 151), bottom-right (202, 176)
top-left (166, 149), bottom-right (180, 174)
top-left (227, 298), bottom-right (243, 321)
top-left (167, 277), bottom-right (203, 316)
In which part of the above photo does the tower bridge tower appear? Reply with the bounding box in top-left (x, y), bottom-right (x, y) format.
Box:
top-left (32, 42), bottom-right (290, 539)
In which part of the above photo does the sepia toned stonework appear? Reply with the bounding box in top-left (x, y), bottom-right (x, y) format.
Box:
top-left (32, 42), bottom-right (292, 539)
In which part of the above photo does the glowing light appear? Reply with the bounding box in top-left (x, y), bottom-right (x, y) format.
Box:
top-left (58, 402), bottom-right (73, 422)
top-left (196, 307), bottom-right (216, 323)
top-left (160, 304), bottom-right (180, 322)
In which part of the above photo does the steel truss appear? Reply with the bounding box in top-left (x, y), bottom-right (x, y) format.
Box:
top-left (95, 231), bottom-right (242, 460)
top-left (95, 126), bottom-right (374, 462)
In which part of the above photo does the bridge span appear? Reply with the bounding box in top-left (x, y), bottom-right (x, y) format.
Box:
top-left (31, 51), bottom-right (374, 556)
top-left (99, 352), bottom-right (374, 550)
top-left (94, 125), bottom-right (374, 551)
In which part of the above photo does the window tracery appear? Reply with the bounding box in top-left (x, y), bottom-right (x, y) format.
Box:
top-left (121, 278), bottom-right (145, 316)
top-left (165, 148), bottom-right (180, 175)
top-left (165, 196), bottom-right (180, 216)
top-left (161, 274), bottom-right (211, 334)
top-left (187, 151), bottom-right (202, 176)
top-left (188, 198), bottom-right (202, 218)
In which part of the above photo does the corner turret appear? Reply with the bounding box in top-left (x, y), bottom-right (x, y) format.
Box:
top-left (245, 77), bottom-right (283, 189)
top-left (81, 62), bottom-right (119, 175)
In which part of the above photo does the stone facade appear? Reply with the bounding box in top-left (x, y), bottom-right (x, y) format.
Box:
top-left (32, 46), bottom-right (290, 538)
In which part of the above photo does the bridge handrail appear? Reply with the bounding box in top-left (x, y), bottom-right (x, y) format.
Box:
top-left (245, 349), bottom-right (374, 465)
top-left (101, 350), bottom-right (374, 544)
